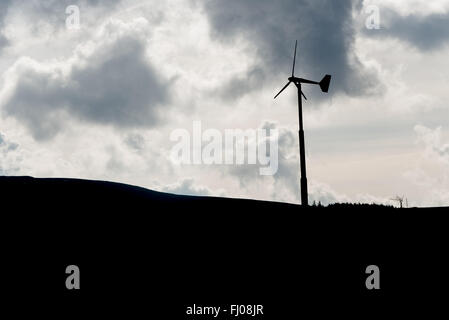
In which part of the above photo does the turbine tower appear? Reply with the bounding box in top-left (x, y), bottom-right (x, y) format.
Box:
top-left (274, 40), bottom-right (331, 207)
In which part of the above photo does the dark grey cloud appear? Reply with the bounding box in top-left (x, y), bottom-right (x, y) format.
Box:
top-left (0, 0), bottom-right (12, 52)
top-left (0, 34), bottom-right (8, 51)
top-left (219, 67), bottom-right (265, 101)
top-left (2, 33), bottom-right (170, 140)
top-left (203, 0), bottom-right (380, 100)
top-left (0, 1), bottom-right (11, 21)
top-left (363, 10), bottom-right (449, 51)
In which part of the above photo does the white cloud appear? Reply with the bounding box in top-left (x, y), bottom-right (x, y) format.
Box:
top-left (161, 178), bottom-right (225, 197)
top-left (0, 132), bottom-right (21, 175)
top-left (414, 124), bottom-right (449, 163)
top-left (402, 125), bottom-right (449, 206)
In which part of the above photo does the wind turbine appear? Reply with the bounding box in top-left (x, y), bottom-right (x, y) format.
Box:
top-left (274, 40), bottom-right (331, 207)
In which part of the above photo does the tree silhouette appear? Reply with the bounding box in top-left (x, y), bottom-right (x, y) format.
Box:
top-left (390, 195), bottom-right (405, 208)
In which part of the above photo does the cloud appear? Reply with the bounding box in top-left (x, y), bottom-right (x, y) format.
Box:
top-left (0, 0), bottom-right (123, 48)
top-left (162, 178), bottom-right (216, 196)
top-left (414, 124), bottom-right (449, 163)
top-left (218, 66), bottom-right (266, 101)
top-left (362, 9), bottom-right (449, 51)
top-left (0, 132), bottom-right (20, 175)
top-left (0, 18), bottom-right (170, 140)
top-left (225, 121), bottom-right (284, 188)
top-left (202, 0), bottom-right (380, 100)
top-left (308, 181), bottom-right (350, 205)
top-left (365, 0), bottom-right (449, 17)
top-left (0, 0), bottom-right (446, 208)
top-left (402, 125), bottom-right (449, 207)
top-left (0, 34), bottom-right (8, 52)
top-left (223, 120), bottom-right (391, 205)
top-left (124, 133), bottom-right (145, 151)
top-left (222, 121), bottom-right (338, 204)
top-left (0, 0), bottom-right (11, 52)
top-left (0, 132), bottom-right (18, 152)
top-left (271, 127), bottom-right (353, 205)
top-left (17, 0), bottom-right (123, 28)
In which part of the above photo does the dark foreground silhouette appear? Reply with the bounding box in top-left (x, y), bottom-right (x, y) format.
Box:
top-left (2, 175), bottom-right (442, 212)
top-left (1, 176), bottom-right (447, 317)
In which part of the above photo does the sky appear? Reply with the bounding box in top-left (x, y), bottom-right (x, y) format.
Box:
top-left (0, 0), bottom-right (449, 207)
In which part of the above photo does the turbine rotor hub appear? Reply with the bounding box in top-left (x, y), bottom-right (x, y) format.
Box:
top-left (288, 76), bottom-right (300, 83)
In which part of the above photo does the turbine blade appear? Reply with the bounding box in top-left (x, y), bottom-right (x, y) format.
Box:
top-left (301, 91), bottom-right (307, 100)
top-left (292, 40), bottom-right (297, 77)
top-left (274, 81), bottom-right (291, 99)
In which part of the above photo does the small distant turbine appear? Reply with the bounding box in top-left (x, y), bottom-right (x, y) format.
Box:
top-left (274, 40), bottom-right (331, 207)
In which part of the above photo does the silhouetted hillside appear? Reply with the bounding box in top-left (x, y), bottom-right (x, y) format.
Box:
top-left (1, 176), bottom-right (448, 316)
top-left (0, 175), bottom-right (301, 213)
top-left (1, 176), bottom-right (443, 213)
